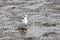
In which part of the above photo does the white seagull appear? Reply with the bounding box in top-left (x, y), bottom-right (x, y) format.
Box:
top-left (15, 15), bottom-right (29, 32)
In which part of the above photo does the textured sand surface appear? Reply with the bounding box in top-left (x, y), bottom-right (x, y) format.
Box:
top-left (0, 0), bottom-right (60, 40)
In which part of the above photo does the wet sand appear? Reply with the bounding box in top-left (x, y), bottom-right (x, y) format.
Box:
top-left (0, 0), bottom-right (60, 40)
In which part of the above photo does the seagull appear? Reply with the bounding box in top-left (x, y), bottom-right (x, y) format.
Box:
top-left (15, 15), bottom-right (29, 32)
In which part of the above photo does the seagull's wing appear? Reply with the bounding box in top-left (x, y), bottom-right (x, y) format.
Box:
top-left (19, 17), bottom-right (24, 22)
top-left (19, 19), bottom-right (22, 22)
top-left (18, 16), bottom-right (24, 22)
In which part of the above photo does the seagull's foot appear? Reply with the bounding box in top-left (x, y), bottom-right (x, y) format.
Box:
top-left (21, 27), bottom-right (29, 33)
top-left (23, 29), bottom-right (27, 33)
top-left (15, 27), bottom-right (29, 33)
